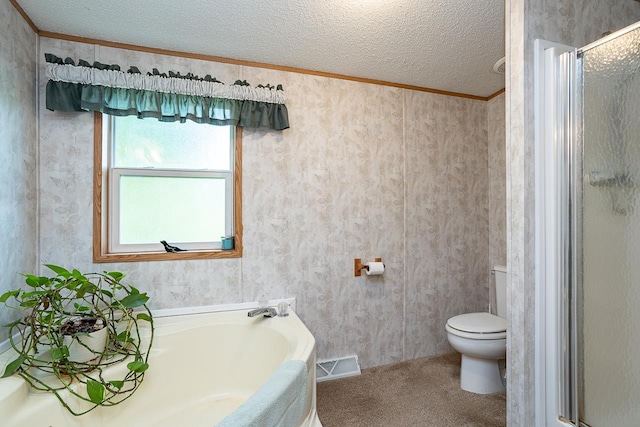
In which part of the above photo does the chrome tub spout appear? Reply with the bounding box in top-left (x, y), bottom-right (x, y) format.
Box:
top-left (247, 307), bottom-right (277, 318)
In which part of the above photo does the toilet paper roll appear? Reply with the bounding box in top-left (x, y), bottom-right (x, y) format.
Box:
top-left (365, 262), bottom-right (385, 276)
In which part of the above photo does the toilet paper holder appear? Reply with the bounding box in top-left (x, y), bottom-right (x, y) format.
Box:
top-left (354, 258), bottom-right (384, 276)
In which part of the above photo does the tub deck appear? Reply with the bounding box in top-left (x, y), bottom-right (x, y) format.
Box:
top-left (0, 307), bottom-right (321, 426)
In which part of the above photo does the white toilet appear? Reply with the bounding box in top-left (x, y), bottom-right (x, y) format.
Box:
top-left (445, 265), bottom-right (507, 394)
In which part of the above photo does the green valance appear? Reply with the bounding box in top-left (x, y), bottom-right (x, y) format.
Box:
top-left (44, 54), bottom-right (289, 131)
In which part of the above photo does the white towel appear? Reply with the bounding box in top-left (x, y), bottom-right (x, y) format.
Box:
top-left (217, 360), bottom-right (308, 427)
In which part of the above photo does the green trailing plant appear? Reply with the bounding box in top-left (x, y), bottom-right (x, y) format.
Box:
top-left (0, 264), bottom-right (154, 416)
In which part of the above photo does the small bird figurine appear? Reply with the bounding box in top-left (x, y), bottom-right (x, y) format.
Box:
top-left (160, 240), bottom-right (187, 253)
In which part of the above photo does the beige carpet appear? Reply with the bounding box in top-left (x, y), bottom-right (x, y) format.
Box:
top-left (317, 353), bottom-right (506, 427)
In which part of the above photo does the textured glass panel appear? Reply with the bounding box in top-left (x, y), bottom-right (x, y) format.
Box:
top-left (580, 25), bottom-right (640, 426)
top-left (119, 176), bottom-right (226, 244)
top-left (113, 116), bottom-right (231, 170)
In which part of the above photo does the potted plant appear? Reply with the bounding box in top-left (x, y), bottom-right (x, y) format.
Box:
top-left (0, 264), bottom-right (154, 416)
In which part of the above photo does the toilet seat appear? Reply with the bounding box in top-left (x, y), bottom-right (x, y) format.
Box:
top-left (446, 312), bottom-right (506, 340)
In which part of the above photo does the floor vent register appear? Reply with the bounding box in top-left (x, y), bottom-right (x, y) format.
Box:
top-left (316, 355), bottom-right (361, 382)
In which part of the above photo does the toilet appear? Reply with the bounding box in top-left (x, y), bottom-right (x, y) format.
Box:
top-left (445, 265), bottom-right (507, 394)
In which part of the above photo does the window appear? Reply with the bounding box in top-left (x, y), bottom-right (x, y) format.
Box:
top-left (94, 113), bottom-right (242, 262)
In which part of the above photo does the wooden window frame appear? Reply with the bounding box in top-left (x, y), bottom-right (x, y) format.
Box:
top-left (93, 112), bottom-right (243, 262)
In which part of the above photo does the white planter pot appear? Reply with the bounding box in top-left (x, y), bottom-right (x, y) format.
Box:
top-left (63, 326), bottom-right (108, 363)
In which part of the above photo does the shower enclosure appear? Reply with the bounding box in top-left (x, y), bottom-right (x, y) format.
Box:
top-left (536, 21), bottom-right (640, 427)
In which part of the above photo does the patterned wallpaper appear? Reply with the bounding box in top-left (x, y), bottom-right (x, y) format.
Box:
top-left (404, 90), bottom-right (490, 359)
top-left (36, 38), bottom-right (505, 369)
top-left (0, 0), bottom-right (38, 342)
top-left (488, 93), bottom-right (506, 270)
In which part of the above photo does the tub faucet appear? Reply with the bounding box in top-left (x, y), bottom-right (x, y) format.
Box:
top-left (248, 306), bottom-right (277, 318)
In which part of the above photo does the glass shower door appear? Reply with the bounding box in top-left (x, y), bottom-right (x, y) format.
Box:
top-left (578, 23), bottom-right (640, 426)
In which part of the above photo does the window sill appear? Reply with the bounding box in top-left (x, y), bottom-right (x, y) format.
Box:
top-left (93, 247), bottom-right (242, 263)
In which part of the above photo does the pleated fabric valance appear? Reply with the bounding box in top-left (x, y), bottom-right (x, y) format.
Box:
top-left (44, 54), bottom-right (289, 130)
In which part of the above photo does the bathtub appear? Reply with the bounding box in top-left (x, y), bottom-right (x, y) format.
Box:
top-left (0, 304), bottom-right (323, 427)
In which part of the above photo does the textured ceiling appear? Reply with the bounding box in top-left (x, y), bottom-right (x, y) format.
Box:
top-left (17, 0), bottom-right (505, 97)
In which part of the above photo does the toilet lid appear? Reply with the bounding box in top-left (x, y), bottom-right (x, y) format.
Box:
top-left (447, 312), bottom-right (506, 334)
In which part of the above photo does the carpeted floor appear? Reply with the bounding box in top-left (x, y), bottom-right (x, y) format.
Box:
top-left (316, 353), bottom-right (506, 427)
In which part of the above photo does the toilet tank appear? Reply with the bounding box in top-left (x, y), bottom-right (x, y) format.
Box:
top-left (493, 265), bottom-right (507, 318)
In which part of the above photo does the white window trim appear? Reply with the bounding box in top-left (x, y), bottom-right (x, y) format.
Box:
top-left (106, 115), bottom-right (235, 253)
top-left (108, 168), bottom-right (234, 253)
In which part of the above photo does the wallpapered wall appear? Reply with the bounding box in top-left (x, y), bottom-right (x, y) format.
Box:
top-left (506, 0), bottom-right (640, 424)
top-left (35, 37), bottom-right (505, 368)
top-left (488, 93), bottom-right (506, 271)
top-left (0, 0), bottom-right (38, 342)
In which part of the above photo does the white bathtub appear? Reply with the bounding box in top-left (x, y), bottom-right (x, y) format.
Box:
top-left (0, 305), bottom-right (323, 427)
